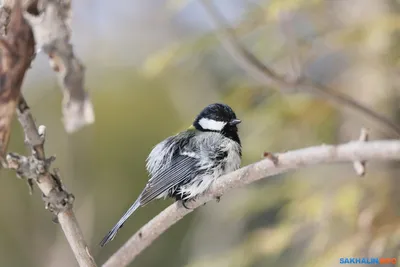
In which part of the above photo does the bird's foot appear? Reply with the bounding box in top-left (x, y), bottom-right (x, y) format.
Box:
top-left (181, 198), bottom-right (196, 210)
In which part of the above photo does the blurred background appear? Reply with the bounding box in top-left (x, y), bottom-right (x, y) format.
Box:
top-left (1, 0), bottom-right (400, 266)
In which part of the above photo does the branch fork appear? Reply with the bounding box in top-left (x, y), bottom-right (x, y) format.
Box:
top-left (0, 1), bottom-right (97, 265)
top-left (7, 97), bottom-right (96, 267)
top-left (6, 132), bottom-right (74, 219)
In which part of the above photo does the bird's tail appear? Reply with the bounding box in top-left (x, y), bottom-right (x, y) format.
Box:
top-left (100, 199), bottom-right (141, 247)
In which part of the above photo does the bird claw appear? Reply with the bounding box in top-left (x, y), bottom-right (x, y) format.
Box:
top-left (182, 200), bottom-right (190, 209)
top-left (181, 198), bottom-right (196, 210)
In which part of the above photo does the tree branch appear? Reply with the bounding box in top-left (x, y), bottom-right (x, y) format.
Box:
top-left (0, 0), bottom-right (34, 163)
top-left (198, 0), bottom-right (400, 138)
top-left (0, 2), bottom-right (97, 266)
top-left (7, 97), bottom-right (97, 267)
top-left (2, 0), bottom-right (95, 133)
top-left (102, 139), bottom-right (400, 267)
top-left (23, 0), bottom-right (95, 133)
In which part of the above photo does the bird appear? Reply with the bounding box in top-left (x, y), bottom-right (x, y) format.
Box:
top-left (100, 103), bottom-right (242, 247)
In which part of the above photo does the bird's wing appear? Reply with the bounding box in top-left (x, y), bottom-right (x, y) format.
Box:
top-left (139, 153), bottom-right (199, 205)
top-left (99, 153), bottom-right (199, 247)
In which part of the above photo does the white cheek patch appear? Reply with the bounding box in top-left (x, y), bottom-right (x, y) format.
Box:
top-left (198, 118), bottom-right (226, 131)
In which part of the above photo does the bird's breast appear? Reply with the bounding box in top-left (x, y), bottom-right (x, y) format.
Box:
top-left (222, 141), bottom-right (241, 173)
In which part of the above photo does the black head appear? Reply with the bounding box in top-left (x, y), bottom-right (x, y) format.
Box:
top-left (193, 103), bottom-right (241, 144)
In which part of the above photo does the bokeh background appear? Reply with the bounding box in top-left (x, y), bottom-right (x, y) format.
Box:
top-left (1, 0), bottom-right (400, 266)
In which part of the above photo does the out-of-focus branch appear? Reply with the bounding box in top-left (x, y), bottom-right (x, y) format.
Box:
top-left (0, 2), bottom-right (97, 266)
top-left (103, 139), bottom-right (400, 267)
top-left (25, 0), bottom-right (94, 133)
top-left (3, 0), bottom-right (95, 133)
top-left (0, 1), bottom-right (34, 163)
top-left (199, 0), bottom-right (400, 138)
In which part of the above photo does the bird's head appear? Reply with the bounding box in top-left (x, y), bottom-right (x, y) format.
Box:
top-left (193, 103), bottom-right (241, 137)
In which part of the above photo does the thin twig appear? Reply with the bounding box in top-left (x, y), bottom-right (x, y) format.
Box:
top-left (199, 0), bottom-right (400, 137)
top-left (102, 139), bottom-right (400, 267)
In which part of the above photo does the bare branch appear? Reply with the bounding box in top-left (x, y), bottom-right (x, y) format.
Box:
top-left (7, 97), bottom-right (97, 267)
top-left (2, 0), bottom-right (95, 133)
top-left (198, 0), bottom-right (400, 137)
top-left (22, 0), bottom-right (95, 133)
top-left (102, 139), bottom-right (400, 267)
top-left (0, 2), bottom-right (97, 266)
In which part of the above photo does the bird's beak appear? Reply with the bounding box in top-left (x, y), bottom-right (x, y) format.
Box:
top-left (229, 119), bottom-right (241, 126)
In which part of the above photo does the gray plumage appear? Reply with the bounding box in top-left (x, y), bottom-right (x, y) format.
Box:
top-left (146, 130), bottom-right (241, 201)
top-left (100, 103), bottom-right (242, 247)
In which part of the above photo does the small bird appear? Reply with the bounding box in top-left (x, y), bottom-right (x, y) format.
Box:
top-left (100, 103), bottom-right (242, 246)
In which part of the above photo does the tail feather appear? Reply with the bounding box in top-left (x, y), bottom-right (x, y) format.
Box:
top-left (100, 199), bottom-right (141, 247)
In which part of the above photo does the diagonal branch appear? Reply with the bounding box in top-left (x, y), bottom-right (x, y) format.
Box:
top-left (7, 97), bottom-right (97, 267)
top-left (199, 0), bottom-right (400, 137)
top-left (0, 2), bottom-right (97, 266)
top-left (102, 139), bottom-right (400, 267)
